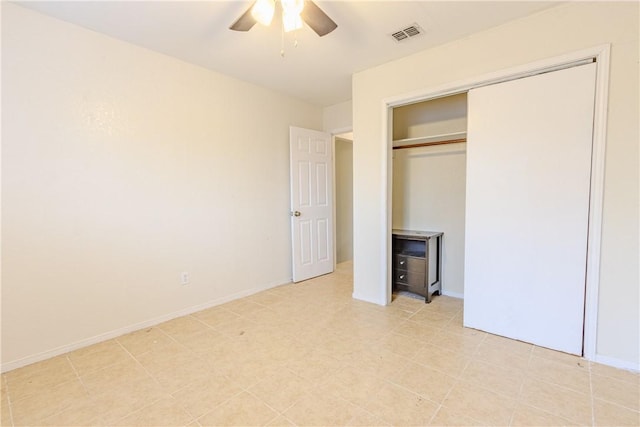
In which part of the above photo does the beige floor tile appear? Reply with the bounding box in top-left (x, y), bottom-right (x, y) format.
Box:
top-left (198, 391), bottom-right (278, 426)
top-left (265, 415), bottom-right (297, 426)
top-left (431, 329), bottom-right (486, 353)
top-left (10, 378), bottom-right (90, 425)
top-left (1, 392), bottom-right (12, 427)
top-left (412, 343), bottom-right (472, 378)
top-left (474, 340), bottom-right (531, 371)
top-left (114, 397), bottom-right (193, 426)
top-left (393, 361), bottom-right (457, 403)
top-left (219, 299), bottom-right (266, 316)
top-left (68, 339), bottom-right (134, 376)
top-left (339, 321), bottom-right (396, 342)
top-left (593, 398), bottom-right (640, 426)
top-left (363, 381), bottom-right (439, 426)
top-left (192, 306), bottom-right (242, 328)
top-left (5, 355), bottom-right (77, 402)
top-left (171, 375), bottom-right (243, 419)
top-left (442, 318), bottom-right (474, 334)
top-left (248, 369), bottom-right (313, 412)
top-left (157, 316), bottom-right (211, 339)
top-left (442, 380), bottom-right (517, 425)
top-left (196, 345), bottom-right (252, 378)
top-left (308, 333), bottom-right (367, 362)
top-left (318, 367), bottom-right (389, 408)
top-left (342, 347), bottom-right (411, 381)
top-left (408, 307), bottom-right (456, 327)
top-left (590, 362), bottom-right (640, 384)
top-left (511, 402), bottom-right (581, 426)
top-left (134, 341), bottom-right (195, 375)
top-left (591, 373), bottom-right (640, 411)
top-left (527, 355), bottom-right (591, 394)
top-left (282, 389), bottom-right (361, 426)
top-left (81, 358), bottom-right (151, 392)
top-left (151, 357), bottom-right (217, 394)
top-left (376, 332), bottom-right (427, 358)
top-left (211, 317), bottom-right (261, 339)
top-left (222, 357), bottom-right (284, 390)
top-left (519, 378), bottom-right (592, 425)
top-left (88, 377), bottom-right (169, 424)
top-left (246, 291), bottom-right (286, 307)
top-left (37, 399), bottom-right (106, 427)
top-left (345, 406), bottom-right (391, 426)
top-left (391, 319), bottom-right (441, 343)
top-left (461, 358), bottom-right (526, 398)
top-left (171, 329), bottom-right (228, 355)
top-left (531, 346), bottom-right (588, 368)
top-left (242, 307), bottom-right (286, 324)
top-left (482, 333), bottom-right (534, 358)
top-left (285, 349), bottom-right (345, 382)
top-left (117, 327), bottom-right (175, 356)
top-left (198, 392), bottom-right (278, 426)
top-left (428, 405), bottom-right (486, 426)
top-left (5, 355), bottom-right (72, 384)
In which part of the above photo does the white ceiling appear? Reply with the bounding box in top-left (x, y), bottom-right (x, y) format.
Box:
top-left (16, 1), bottom-right (560, 107)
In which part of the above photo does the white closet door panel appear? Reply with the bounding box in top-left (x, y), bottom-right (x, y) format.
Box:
top-left (464, 63), bottom-right (596, 355)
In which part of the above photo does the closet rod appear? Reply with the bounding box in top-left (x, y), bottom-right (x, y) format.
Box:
top-left (392, 137), bottom-right (467, 150)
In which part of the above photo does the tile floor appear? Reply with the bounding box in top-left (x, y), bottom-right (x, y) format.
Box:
top-left (1, 261), bottom-right (639, 426)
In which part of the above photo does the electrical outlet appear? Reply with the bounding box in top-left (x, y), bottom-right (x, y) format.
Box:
top-left (180, 272), bottom-right (190, 285)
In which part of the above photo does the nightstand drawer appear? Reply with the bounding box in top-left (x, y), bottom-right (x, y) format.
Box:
top-left (394, 269), bottom-right (425, 288)
top-left (394, 255), bottom-right (426, 274)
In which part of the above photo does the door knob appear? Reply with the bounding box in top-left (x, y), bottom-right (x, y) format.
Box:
top-left (292, 211), bottom-right (301, 217)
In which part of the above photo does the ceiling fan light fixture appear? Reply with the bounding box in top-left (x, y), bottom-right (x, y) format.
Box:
top-left (283, 11), bottom-right (303, 32)
top-left (251, 0), bottom-right (276, 26)
top-left (281, 0), bottom-right (304, 32)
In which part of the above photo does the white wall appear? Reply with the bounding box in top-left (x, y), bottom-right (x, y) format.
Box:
top-left (1, 3), bottom-right (322, 370)
top-left (353, 2), bottom-right (639, 369)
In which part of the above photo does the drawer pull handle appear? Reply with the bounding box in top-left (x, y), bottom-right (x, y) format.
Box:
top-left (399, 274), bottom-right (405, 280)
top-left (399, 260), bottom-right (405, 265)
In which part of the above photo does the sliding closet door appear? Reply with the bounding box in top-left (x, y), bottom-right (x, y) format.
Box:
top-left (463, 63), bottom-right (596, 355)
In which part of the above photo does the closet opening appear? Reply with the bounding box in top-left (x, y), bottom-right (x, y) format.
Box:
top-left (391, 93), bottom-right (468, 303)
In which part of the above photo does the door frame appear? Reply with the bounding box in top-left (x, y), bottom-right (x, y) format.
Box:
top-left (381, 44), bottom-right (611, 361)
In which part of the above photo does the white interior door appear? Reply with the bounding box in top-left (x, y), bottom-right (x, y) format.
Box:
top-left (463, 63), bottom-right (597, 355)
top-left (290, 126), bottom-right (334, 282)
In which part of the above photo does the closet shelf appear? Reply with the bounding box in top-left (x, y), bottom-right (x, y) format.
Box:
top-left (392, 131), bottom-right (467, 150)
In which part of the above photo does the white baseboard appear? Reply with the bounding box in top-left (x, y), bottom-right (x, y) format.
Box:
top-left (593, 353), bottom-right (640, 373)
top-left (1, 278), bottom-right (290, 373)
top-left (352, 291), bottom-right (386, 306)
top-left (441, 289), bottom-right (464, 299)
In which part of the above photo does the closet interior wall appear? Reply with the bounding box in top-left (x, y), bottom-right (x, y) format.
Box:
top-left (392, 93), bottom-right (467, 297)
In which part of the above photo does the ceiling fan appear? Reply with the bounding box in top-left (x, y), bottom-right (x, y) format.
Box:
top-left (229, 0), bottom-right (338, 37)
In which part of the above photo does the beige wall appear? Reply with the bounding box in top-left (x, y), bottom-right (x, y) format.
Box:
top-left (335, 137), bottom-right (353, 263)
top-left (353, 2), bottom-right (639, 368)
top-left (1, 3), bottom-right (322, 370)
top-left (323, 100), bottom-right (352, 134)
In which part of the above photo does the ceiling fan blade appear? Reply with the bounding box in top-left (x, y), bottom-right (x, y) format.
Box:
top-left (301, 1), bottom-right (337, 37)
top-left (229, 2), bottom-right (257, 31)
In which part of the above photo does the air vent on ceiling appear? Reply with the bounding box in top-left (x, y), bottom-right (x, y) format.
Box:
top-left (390, 23), bottom-right (424, 43)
